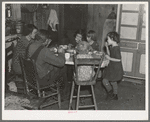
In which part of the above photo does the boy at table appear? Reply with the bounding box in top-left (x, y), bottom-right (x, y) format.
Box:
top-left (26, 29), bottom-right (69, 100)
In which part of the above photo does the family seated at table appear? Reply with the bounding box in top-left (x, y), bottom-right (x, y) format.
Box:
top-left (10, 24), bottom-right (123, 101)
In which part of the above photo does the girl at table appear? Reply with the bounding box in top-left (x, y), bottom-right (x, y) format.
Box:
top-left (102, 31), bottom-right (124, 101)
top-left (87, 30), bottom-right (100, 51)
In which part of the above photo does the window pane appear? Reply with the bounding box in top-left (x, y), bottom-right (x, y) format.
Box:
top-left (120, 27), bottom-right (137, 39)
top-left (139, 54), bottom-right (145, 74)
top-left (121, 52), bottom-right (133, 72)
top-left (122, 4), bottom-right (139, 11)
top-left (141, 28), bottom-right (145, 41)
top-left (142, 13), bottom-right (146, 26)
top-left (121, 13), bottom-right (138, 25)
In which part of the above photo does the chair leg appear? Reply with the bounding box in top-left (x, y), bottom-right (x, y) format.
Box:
top-left (69, 81), bottom-right (75, 110)
top-left (76, 85), bottom-right (80, 110)
top-left (91, 85), bottom-right (97, 110)
top-left (57, 85), bottom-right (61, 109)
top-left (37, 90), bottom-right (41, 97)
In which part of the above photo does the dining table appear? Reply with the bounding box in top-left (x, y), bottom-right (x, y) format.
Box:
top-left (65, 50), bottom-right (109, 68)
top-left (53, 45), bottom-right (109, 67)
top-left (54, 45), bottom-right (109, 83)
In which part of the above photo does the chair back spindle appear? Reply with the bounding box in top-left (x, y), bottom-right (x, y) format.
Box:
top-left (19, 57), bottom-right (41, 97)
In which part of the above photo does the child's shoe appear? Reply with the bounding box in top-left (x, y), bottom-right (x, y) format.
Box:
top-left (106, 90), bottom-right (113, 100)
top-left (107, 94), bottom-right (118, 101)
top-left (112, 94), bottom-right (118, 100)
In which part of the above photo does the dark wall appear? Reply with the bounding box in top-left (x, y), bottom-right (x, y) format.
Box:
top-left (87, 4), bottom-right (117, 50)
top-left (62, 4), bottom-right (88, 45)
top-left (20, 4), bottom-right (117, 47)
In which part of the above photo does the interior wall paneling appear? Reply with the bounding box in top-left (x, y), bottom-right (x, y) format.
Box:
top-left (87, 4), bottom-right (94, 31)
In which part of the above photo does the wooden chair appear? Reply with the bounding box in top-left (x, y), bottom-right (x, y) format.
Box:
top-left (69, 54), bottom-right (104, 110)
top-left (5, 41), bottom-right (25, 93)
top-left (19, 57), bottom-right (62, 110)
top-left (5, 42), bottom-right (15, 90)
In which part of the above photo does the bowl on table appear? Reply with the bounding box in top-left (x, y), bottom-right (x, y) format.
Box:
top-left (66, 49), bottom-right (74, 53)
top-left (59, 45), bottom-right (68, 50)
top-left (94, 51), bottom-right (103, 55)
top-left (49, 47), bottom-right (58, 53)
top-left (66, 49), bottom-right (76, 55)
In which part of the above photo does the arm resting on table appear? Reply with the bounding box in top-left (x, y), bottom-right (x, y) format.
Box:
top-left (43, 48), bottom-right (65, 67)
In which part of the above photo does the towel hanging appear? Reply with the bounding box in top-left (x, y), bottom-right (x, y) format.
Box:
top-left (47, 9), bottom-right (59, 31)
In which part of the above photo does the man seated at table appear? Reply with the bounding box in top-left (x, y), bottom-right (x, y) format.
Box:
top-left (26, 29), bottom-right (68, 99)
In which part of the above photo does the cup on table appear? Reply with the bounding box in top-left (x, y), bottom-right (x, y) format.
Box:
top-left (65, 53), bottom-right (70, 60)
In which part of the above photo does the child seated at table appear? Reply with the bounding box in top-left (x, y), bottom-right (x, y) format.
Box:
top-left (75, 41), bottom-right (95, 81)
top-left (87, 30), bottom-right (100, 51)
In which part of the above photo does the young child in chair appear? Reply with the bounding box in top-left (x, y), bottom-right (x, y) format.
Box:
top-left (75, 41), bottom-right (95, 81)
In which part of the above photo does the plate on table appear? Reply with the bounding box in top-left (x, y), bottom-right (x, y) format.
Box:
top-left (66, 49), bottom-right (74, 53)
top-left (95, 51), bottom-right (103, 55)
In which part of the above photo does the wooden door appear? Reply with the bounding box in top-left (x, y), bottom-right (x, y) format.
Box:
top-left (117, 4), bottom-right (146, 79)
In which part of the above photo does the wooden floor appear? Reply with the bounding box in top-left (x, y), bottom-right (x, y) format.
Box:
top-left (5, 79), bottom-right (145, 110)
top-left (44, 79), bottom-right (145, 110)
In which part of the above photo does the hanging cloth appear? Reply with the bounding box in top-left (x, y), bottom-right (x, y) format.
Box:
top-left (11, 4), bottom-right (21, 21)
top-left (47, 9), bottom-right (59, 31)
top-left (101, 7), bottom-right (116, 51)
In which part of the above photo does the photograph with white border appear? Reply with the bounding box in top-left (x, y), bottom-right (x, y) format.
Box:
top-left (2, 1), bottom-right (149, 120)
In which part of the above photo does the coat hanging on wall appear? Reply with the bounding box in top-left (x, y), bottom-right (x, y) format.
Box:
top-left (101, 7), bottom-right (116, 51)
top-left (47, 9), bottom-right (59, 46)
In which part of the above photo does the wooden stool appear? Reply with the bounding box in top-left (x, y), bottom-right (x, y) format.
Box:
top-left (69, 54), bottom-right (104, 110)
top-left (69, 81), bottom-right (97, 110)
